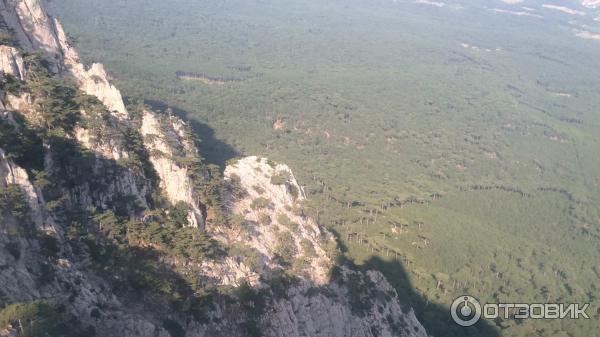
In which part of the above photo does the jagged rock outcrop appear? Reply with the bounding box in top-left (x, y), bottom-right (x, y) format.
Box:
top-left (55, 20), bottom-right (128, 117)
top-left (71, 62), bottom-right (128, 117)
top-left (262, 270), bottom-right (425, 337)
top-left (0, 1), bottom-right (429, 337)
top-left (219, 156), bottom-right (331, 285)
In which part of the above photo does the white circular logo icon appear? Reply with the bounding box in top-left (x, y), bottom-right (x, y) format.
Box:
top-left (451, 295), bottom-right (482, 326)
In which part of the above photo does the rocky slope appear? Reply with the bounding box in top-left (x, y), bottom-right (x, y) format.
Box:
top-left (581, 0), bottom-right (600, 9)
top-left (0, 1), bottom-right (428, 336)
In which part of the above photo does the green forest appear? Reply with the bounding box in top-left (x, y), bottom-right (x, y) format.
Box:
top-left (47, 0), bottom-right (600, 336)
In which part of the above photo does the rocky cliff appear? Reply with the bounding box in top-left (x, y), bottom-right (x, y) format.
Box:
top-left (0, 1), bottom-right (428, 336)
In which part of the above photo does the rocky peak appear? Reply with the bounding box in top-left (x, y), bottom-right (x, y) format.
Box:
top-left (0, 0), bottom-right (128, 117)
top-left (220, 156), bottom-right (332, 285)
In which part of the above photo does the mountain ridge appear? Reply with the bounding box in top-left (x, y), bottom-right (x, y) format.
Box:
top-left (0, 0), bottom-right (428, 336)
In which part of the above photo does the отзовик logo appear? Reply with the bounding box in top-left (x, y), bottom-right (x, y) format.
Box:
top-left (451, 295), bottom-right (482, 326)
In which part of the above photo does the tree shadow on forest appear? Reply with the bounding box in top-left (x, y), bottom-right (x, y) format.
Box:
top-left (328, 227), bottom-right (501, 337)
top-left (142, 99), bottom-right (239, 169)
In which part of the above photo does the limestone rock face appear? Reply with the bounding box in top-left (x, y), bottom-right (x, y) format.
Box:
top-left (74, 126), bottom-right (129, 162)
top-left (260, 270), bottom-right (427, 337)
top-left (75, 63), bottom-right (128, 117)
top-left (141, 110), bottom-right (205, 228)
top-left (0, 46), bottom-right (25, 79)
top-left (0, 148), bottom-right (55, 233)
top-left (0, 0), bottom-right (61, 57)
top-left (170, 268), bottom-right (428, 337)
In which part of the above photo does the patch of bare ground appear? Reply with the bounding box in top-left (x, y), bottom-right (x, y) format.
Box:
top-left (542, 4), bottom-right (586, 16)
top-left (574, 29), bottom-right (600, 40)
top-left (272, 118), bottom-right (286, 130)
top-left (491, 8), bottom-right (543, 18)
top-left (175, 71), bottom-right (242, 85)
top-left (413, 0), bottom-right (445, 8)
